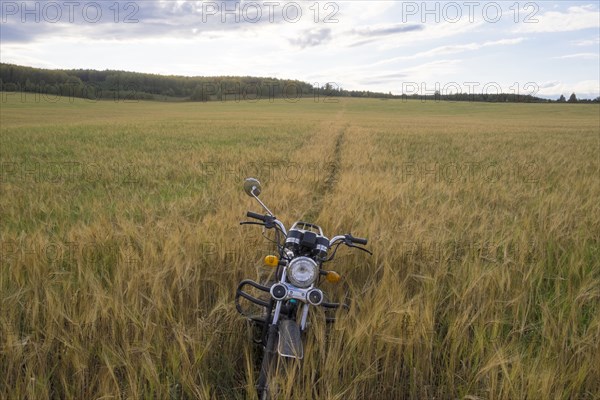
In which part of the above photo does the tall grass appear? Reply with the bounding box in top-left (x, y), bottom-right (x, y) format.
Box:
top-left (1, 95), bottom-right (599, 399)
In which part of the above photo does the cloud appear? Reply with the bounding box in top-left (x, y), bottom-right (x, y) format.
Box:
top-left (400, 59), bottom-right (462, 78)
top-left (286, 22), bottom-right (424, 49)
top-left (359, 72), bottom-right (407, 85)
top-left (0, 48), bottom-right (59, 69)
top-left (571, 37), bottom-right (600, 46)
top-left (348, 38), bottom-right (379, 48)
top-left (344, 23), bottom-right (424, 47)
top-left (537, 80), bottom-right (600, 98)
top-left (539, 81), bottom-right (561, 89)
top-left (368, 38), bottom-right (524, 66)
top-left (554, 53), bottom-right (600, 60)
top-left (0, 0), bottom-right (287, 44)
top-left (350, 59), bottom-right (462, 88)
top-left (515, 5), bottom-right (600, 33)
top-left (350, 23), bottom-right (424, 37)
top-left (365, 19), bottom-right (486, 52)
top-left (288, 28), bottom-right (332, 49)
top-left (0, 24), bottom-right (42, 43)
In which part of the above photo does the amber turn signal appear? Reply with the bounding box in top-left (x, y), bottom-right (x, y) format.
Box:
top-left (264, 255), bottom-right (279, 268)
top-left (325, 271), bottom-right (341, 283)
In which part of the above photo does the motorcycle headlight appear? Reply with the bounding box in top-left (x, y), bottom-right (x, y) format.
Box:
top-left (287, 257), bottom-right (318, 288)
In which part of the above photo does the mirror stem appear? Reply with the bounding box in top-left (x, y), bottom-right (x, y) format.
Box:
top-left (252, 189), bottom-right (275, 217)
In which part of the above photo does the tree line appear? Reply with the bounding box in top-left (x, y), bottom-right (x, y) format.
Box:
top-left (1, 63), bottom-right (598, 103)
top-left (0, 63), bottom-right (316, 102)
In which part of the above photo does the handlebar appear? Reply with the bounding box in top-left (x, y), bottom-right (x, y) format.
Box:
top-left (244, 211), bottom-right (288, 236)
top-left (244, 212), bottom-right (367, 253)
top-left (326, 234), bottom-right (371, 257)
top-left (329, 234), bottom-right (368, 247)
top-left (347, 234), bottom-right (368, 246)
top-left (246, 211), bottom-right (268, 222)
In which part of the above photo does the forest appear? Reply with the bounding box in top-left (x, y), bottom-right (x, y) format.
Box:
top-left (1, 63), bottom-right (598, 103)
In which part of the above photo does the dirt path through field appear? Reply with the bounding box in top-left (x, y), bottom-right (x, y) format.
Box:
top-left (299, 105), bottom-right (349, 222)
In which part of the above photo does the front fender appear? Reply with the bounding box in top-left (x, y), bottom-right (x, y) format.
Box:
top-left (277, 319), bottom-right (303, 359)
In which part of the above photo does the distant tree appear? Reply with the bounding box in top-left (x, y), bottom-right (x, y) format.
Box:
top-left (191, 85), bottom-right (204, 101)
top-left (3, 82), bottom-right (17, 92)
top-left (568, 93), bottom-right (578, 103)
top-left (557, 94), bottom-right (566, 102)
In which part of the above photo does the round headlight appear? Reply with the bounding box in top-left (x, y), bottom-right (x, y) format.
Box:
top-left (287, 257), bottom-right (318, 288)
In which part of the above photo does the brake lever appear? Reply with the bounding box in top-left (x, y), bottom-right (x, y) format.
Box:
top-left (240, 221), bottom-right (266, 227)
top-left (346, 243), bottom-right (373, 255)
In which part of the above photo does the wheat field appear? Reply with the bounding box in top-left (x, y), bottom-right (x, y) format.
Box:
top-left (1, 95), bottom-right (599, 399)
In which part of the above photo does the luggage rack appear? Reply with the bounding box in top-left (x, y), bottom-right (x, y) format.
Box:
top-left (290, 221), bottom-right (324, 236)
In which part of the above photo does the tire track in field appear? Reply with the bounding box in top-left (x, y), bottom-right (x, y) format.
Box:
top-left (324, 124), bottom-right (346, 193)
top-left (303, 115), bottom-right (348, 222)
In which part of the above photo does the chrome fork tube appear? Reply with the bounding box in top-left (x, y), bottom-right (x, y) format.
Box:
top-left (300, 304), bottom-right (310, 331)
top-left (271, 266), bottom-right (287, 325)
top-left (272, 301), bottom-right (283, 325)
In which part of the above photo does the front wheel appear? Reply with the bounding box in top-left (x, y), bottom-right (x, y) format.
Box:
top-left (257, 326), bottom-right (302, 399)
top-left (257, 324), bottom-right (278, 399)
top-left (259, 353), bottom-right (302, 399)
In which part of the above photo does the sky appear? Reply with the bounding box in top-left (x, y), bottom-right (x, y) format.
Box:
top-left (1, 0), bottom-right (599, 99)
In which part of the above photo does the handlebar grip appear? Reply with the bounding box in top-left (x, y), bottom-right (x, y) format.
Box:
top-left (349, 235), bottom-right (368, 245)
top-left (246, 211), bottom-right (267, 222)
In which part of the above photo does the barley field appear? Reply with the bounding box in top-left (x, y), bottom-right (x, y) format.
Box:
top-left (1, 94), bottom-right (599, 399)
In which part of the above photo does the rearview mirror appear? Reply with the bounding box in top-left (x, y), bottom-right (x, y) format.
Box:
top-left (243, 178), bottom-right (261, 197)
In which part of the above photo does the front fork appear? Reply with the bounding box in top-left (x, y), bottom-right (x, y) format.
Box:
top-left (272, 300), bottom-right (310, 337)
top-left (257, 300), bottom-right (309, 396)
top-left (257, 323), bottom-right (279, 396)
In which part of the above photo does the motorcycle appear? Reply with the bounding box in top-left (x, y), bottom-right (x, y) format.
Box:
top-left (235, 178), bottom-right (371, 399)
